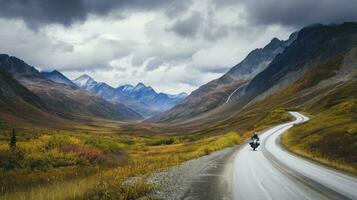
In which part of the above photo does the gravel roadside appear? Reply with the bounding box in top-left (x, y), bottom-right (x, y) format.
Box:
top-left (148, 146), bottom-right (239, 200)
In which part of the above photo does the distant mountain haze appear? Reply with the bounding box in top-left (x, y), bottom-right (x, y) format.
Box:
top-left (73, 74), bottom-right (188, 117)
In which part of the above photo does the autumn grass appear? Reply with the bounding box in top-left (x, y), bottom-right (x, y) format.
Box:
top-left (0, 175), bottom-right (98, 200)
top-left (0, 95), bottom-right (297, 200)
top-left (282, 99), bottom-right (357, 175)
top-left (83, 131), bottom-right (247, 199)
top-left (0, 125), bottom-right (249, 200)
top-left (253, 109), bottom-right (293, 129)
top-left (2, 70), bottom-right (342, 200)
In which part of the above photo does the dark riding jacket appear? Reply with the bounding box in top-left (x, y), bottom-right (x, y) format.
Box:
top-left (251, 134), bottom-right (259, 141)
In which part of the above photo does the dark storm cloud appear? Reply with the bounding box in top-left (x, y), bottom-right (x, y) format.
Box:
top-left (214, 0), bottom-right (357, 27)
top-left (169, 12), bottom-right (203, 38)
top-left (0, 0), bottom-right (86, 28)
top-left (0, 0), bottom-right (192, 28)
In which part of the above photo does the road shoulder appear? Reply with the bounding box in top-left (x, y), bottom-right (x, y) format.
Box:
top-left (149, 146), bottom-right (239, 200)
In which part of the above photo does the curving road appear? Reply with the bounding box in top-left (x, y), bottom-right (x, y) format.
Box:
top-left (232, 112), bottom-right (357, 200)
top-left (181, 112), bottom-right (357, 200)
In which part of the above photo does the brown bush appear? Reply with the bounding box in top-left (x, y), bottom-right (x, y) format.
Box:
top-left (58, 144), bottom-right (106, 164)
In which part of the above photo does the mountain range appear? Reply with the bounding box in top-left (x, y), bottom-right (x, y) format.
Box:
top-left (39, 69), bottom-right (188, 117)
top-left (72, 74), bottom-right (187, 117)
top-left (0, 22), bottom-right (356, 136)
top-left (0, 53), bottom-right (188, 126)
top-left (150, 30), bottom-right (297, 122)
top-left (151, 22), bottom-right (357, 128)
top-left (0, 55), bottom-right (143, 124)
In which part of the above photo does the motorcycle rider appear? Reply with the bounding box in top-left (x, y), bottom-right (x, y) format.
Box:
top-left (251, 132), bottom-right (260, 141)
top-left (250, 132), bottom-right (260, 150)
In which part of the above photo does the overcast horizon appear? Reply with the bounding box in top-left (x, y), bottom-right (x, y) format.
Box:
top-left (1, 0), bottom-right (357, 94)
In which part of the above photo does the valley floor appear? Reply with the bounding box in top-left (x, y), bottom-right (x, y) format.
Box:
top-left (0, 126), bottom-right (247, 200)
top-left (0, 106), bottom-right (355, 200)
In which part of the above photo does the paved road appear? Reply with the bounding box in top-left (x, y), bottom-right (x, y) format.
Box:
top-left (183, 112), bottom-right (357, 200)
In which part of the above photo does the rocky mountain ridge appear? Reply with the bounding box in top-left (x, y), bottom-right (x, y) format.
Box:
top-left (73, 74), bottom-right (188, 117)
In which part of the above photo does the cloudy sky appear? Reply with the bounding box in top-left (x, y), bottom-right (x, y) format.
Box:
top-left (0, 0), bottom-right (356, 94)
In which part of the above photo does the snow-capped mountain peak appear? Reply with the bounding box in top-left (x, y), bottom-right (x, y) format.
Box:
top-left (71, 75), bottom-right (187, 116)
top-left (73, 74), bottom-right (97, 89)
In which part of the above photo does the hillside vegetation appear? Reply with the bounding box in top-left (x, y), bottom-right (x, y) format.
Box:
top-left (282, 80), bottom-right (357, 175)
top-left (0, 125), bottom-right (250, 200)
top-left (0, 103), bottom-right (295, 200)
top-left (202, 50), bottom-right (357, 175)
top-left (232, 52), bottom-right (357, 174)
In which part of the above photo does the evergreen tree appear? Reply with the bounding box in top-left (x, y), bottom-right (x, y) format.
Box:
top-left (10, 128), bottom-right (16, 150)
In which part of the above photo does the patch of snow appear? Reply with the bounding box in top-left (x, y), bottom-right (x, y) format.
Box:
top-left (73, 74), bottom-right (97, 88)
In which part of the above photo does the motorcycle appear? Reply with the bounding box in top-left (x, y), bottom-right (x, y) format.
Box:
top-left (249, 139), bottom-right (260, 151)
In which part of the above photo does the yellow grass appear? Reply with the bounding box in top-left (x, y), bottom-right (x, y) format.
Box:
top-left (0, 130), bottom-right (246, 200)
top-left (83, 131), bottom-right (246, 199)
top-left (0, 175), bottom-right (97, 200)
top-left (281, 99), bottom-right (357, 175)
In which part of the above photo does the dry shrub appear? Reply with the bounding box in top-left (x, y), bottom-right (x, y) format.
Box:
top-left (59, 144), bottom-right (106, 164)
